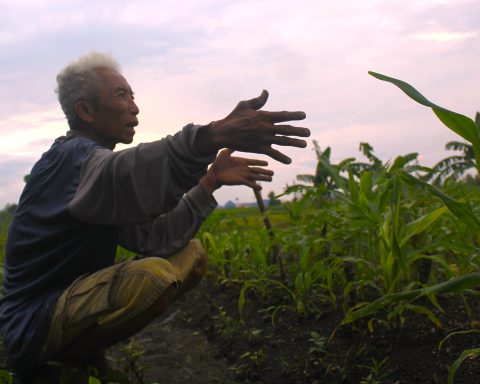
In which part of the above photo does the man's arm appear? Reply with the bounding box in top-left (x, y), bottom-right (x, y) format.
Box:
top-left (119, 149), bottom-right (273, 256)
top-left (118, 184), bottom-right (217, 257)
top-left (194, 90), bottom-right (310, 164)
top-left (68, 125), bottom-right (216, 225)
top-left (69, 90), bottom-right (307, 225)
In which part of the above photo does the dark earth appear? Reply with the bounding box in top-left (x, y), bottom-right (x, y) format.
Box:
top-left (1, 274), bottom-right (479, 383)
top-left (104, 276), bottom-right (480, 384)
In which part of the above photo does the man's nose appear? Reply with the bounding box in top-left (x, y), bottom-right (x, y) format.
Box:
top-left (130, 99), bottom-right (140, 115)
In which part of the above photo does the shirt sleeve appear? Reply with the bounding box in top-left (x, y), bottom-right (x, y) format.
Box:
top-left (118, 184), bottom-right (217, 257)
top-left (68, 124), bottom-right (217, 225)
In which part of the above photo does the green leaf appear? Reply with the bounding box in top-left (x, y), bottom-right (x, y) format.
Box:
top-left (448, 348), bottom-right (480, 384)
top-left (368, 71), bottom-right (480, 148)
top-left (405, 303), bottom-right (442, 328)
top-left (342, 295), bottom-right (395, 324)
top-left (400, 172), bottom-right (480, 230)
top-left (423, 272), bottom-right (480, 295)
top-left (318, 156), bottom-right (346, 190)
top-left (368, 71), bottom-right (431, 106)
top-left (399, 206), bottom-right (448, 247)
top-left (0, 370), bottom-right (12, 384)
top-left (359, 171), bottom-right (373, 197)
top-left (342, 273), bottom-right (480, 325)
top-left (348, 169), bottom-right (359, 204)
top-left (389, 153), bottom-right (419, 173)
top-left (433, 108), bottom-right (480, 148)
top-left (238, 281), bottom-right (252, 315)
top-left (439, 329), bottom-right (480, 354)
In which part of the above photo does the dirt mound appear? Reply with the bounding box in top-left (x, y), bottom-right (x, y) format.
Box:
top-left (107, 281), bottom-right (236, 384)
top-left (108, 277), bottom-right (480, 384)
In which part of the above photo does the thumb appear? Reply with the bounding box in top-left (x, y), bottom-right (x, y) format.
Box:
top-left (220, 148), bottom-right (235, 155)
top-left (218, 148), bottom-right (235, 158)
top-left (248, 89), bottom-right (269, 110)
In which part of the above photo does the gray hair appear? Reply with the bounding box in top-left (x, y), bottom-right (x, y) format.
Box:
top-left (56, 51), bottom-right (121, 128)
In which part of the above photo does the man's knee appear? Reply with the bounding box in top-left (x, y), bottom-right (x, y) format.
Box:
top-left (193, 247), bottom-right (208, 278)
top-left (98, 257), bottom-right (177, 327)
top-left (130, 257), bottom-right (177, 283)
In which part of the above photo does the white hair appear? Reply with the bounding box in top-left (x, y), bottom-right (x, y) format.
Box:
top-left (56, 51), bottom-right (121, 128)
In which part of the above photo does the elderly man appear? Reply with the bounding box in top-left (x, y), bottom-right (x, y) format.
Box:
top-left (0, 52), bottom-right (309, 382)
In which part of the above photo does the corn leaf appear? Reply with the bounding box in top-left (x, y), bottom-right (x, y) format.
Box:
top-left (405, 303), bottom-right (442, 329)
top-left (439, 330), bottom-right (480, 354)
top-left (399, 206), bottom-right (448, 247)
top-left (400, 172), bottom-right (480, 230)
top-left (342, 273), bottom-right (480, 324)
top-left (448, 348), bottom-right (480, 384)
top-left (368, 71), bottom-right (480, 150)
top-left (423, 272), bottom-right (480, 295)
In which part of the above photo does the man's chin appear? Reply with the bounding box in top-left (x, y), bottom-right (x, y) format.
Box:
top-left (122, 135), bottom-right (135, 144)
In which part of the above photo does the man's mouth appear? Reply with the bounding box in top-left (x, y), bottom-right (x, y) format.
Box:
top-left (126, 121), bottom-right (138, 132)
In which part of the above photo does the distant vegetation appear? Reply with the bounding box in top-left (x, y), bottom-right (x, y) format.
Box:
top-left (0, 204), bottom-right (15, 263)
top-left (197, 73), bottom-right (480, 383)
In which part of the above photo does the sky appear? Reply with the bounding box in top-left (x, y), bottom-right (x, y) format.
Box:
top-left (0, 0), bottom-right (479, 207)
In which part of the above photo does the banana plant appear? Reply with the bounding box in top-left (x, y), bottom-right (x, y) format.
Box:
top-left (430, 141), bottom-right (476, 184)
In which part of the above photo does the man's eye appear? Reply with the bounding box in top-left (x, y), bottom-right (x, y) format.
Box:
top-left (116, 90), bottom-right (134, 99)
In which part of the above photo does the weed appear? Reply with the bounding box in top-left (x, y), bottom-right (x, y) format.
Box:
top-left (359, 357), bottom-right (390, 384)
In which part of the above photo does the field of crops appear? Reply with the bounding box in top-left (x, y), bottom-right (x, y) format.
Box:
top-left (192, 76), bottom-right (480, 383)
top-left (196, 151), bottom-right (480, 383)
top-left (0, 75), bottom-right (480, 383)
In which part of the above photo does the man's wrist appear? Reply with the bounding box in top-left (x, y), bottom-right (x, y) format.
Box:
top-left (200, 172), bottom-right (221, 194)
top-left (194, 121), bottom-right (225, 157)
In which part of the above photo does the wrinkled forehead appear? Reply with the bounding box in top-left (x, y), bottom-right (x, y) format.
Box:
top-left (94, 67), bottom-right (132, 93)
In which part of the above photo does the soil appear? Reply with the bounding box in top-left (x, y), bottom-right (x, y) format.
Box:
top-left (106, 276), bottom-right (480, 384)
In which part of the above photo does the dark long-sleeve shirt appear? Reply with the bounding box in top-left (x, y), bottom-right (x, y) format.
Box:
top-left (0, 124), bottom-right (217, 376)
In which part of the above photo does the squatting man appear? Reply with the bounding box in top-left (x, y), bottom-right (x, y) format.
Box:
top-left (0, 52), bottom-right (310, 381)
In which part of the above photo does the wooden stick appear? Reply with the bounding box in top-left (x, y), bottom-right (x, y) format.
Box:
top-left (253, 189), bottom-right (285, 280)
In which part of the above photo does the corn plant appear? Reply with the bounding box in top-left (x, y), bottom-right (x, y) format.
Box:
top-left (339, 181), bottom-right (480, 326)
top-left (369, 72), bottom-right (480, 176)
top-left (329, 74), bottom-right (480, 329)
top-left (200, 209), bottom-right (276, 283)
top-left (342, 271), bottom-right (480, 326)
top-left (313, 143), bottom-right (453, 293)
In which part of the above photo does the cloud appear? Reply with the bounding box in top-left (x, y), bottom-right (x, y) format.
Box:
top-left (0, 108), bottom-right (65, 155)
top-left (414, 31), bottom-right (477, 42)
top-left (0, 158), bottom-right (34, 205)
top-left (1, 0), bottom-right (479, 206)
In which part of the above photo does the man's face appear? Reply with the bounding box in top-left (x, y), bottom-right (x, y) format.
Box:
top-left (89, 68), bottom-right (139, 149)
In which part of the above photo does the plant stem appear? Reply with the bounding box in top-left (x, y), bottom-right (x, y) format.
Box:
top-left (253, 189), bottom-right (285, 280)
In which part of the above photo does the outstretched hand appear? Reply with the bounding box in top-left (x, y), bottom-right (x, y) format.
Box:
top-left (195, 90), bottom-right (310, 164)
top-left (200, 149), bottom-right (274, 194)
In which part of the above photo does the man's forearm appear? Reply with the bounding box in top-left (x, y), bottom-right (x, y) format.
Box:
top-left (69, 126), bottom-right (215, 225)
top-left (118, 184), bottom-right (218, 257)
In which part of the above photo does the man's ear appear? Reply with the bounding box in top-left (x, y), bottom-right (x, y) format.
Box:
top-left (74, 101), bottom-right (95, 124)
